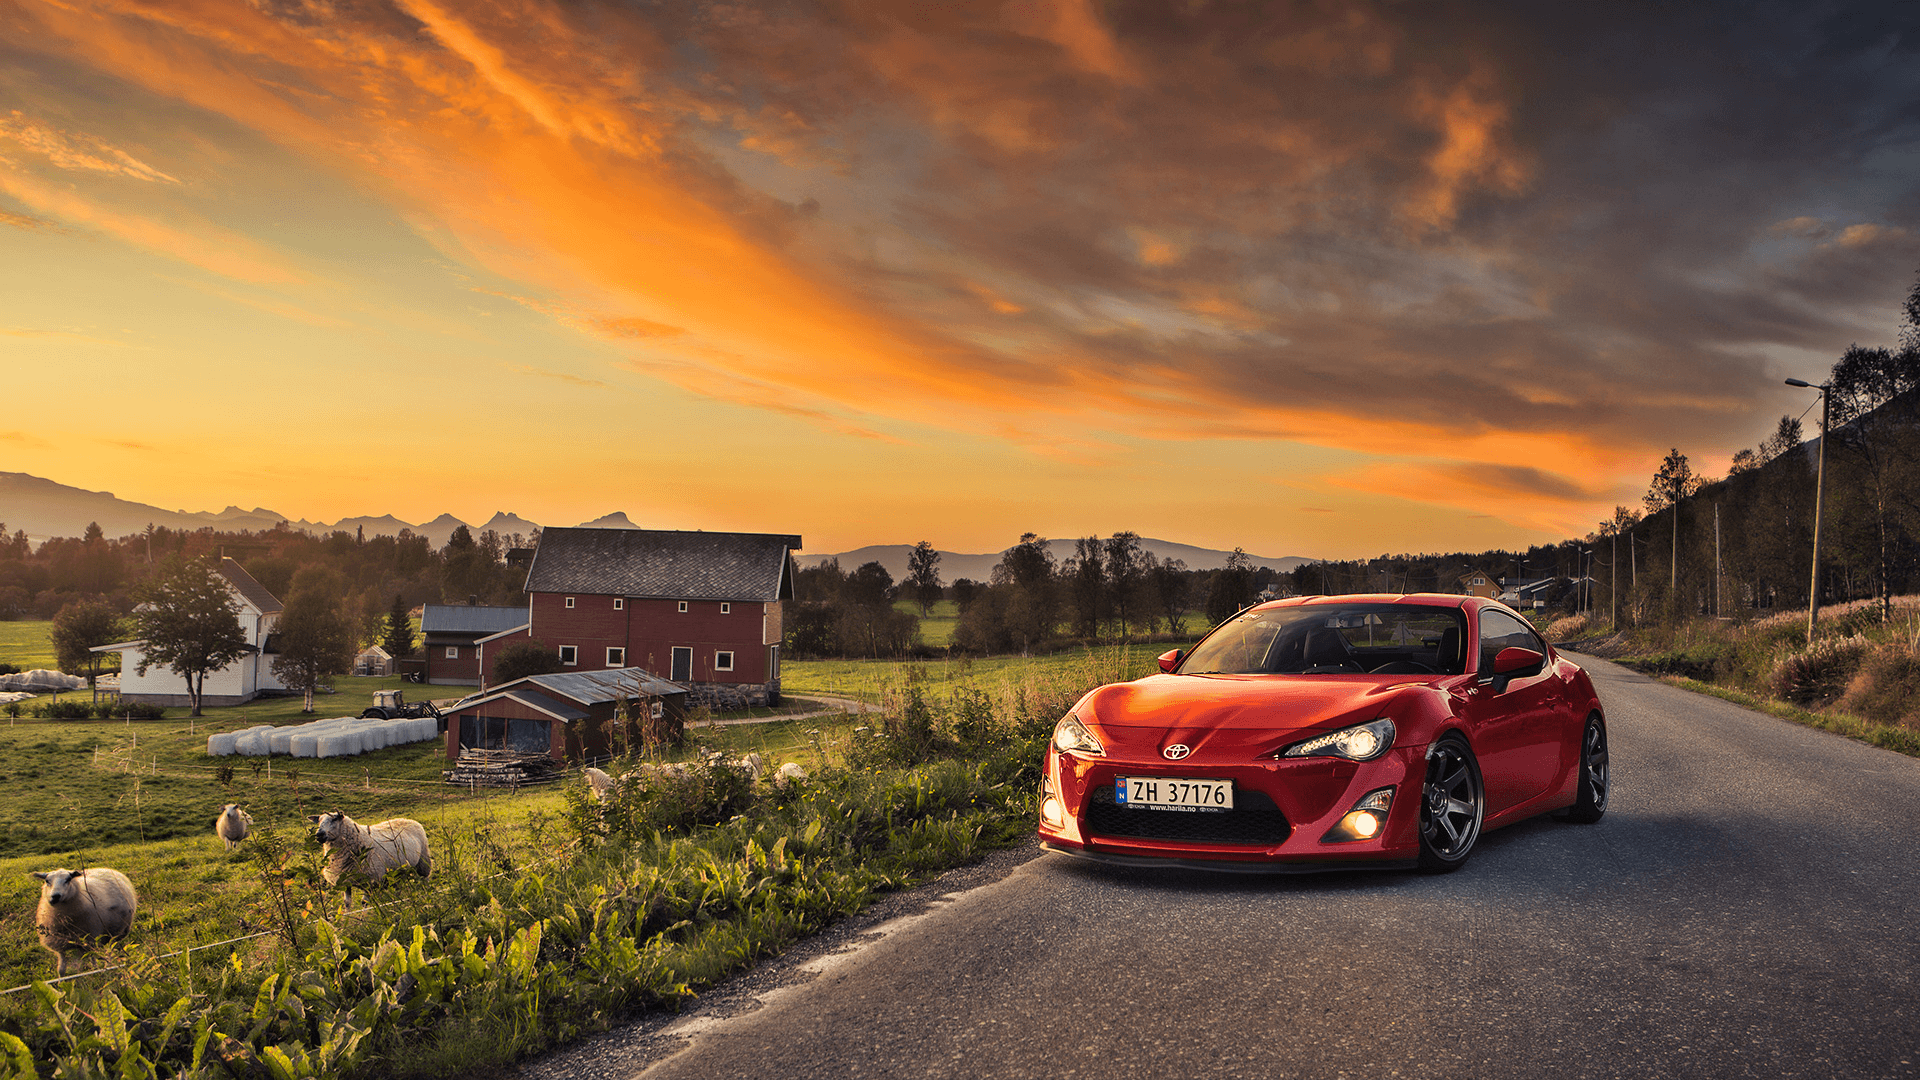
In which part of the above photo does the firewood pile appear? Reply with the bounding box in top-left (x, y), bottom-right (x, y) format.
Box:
top-left (442, 748), bottom-right (563, 787)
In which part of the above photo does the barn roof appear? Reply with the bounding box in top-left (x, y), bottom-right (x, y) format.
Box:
top-left (525, 527), bottom-right (801, 601)
top-left (421, 604), bottom-right (532, 635)
top-left (219, 558), bottom-right (283, 614)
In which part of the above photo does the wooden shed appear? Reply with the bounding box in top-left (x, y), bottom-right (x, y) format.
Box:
top-left (440, 667), bottom-right (689, 762)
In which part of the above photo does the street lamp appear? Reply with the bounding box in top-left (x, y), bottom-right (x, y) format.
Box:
top-left (1785, 377), bottom-right (1830, 645)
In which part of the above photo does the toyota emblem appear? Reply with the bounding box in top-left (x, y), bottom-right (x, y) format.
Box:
top-left (1162, 744), bottom-right (1191, 760)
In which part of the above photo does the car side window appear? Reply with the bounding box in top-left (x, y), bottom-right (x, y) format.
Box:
top-left (1477, 609), bottom-right (1544, 677)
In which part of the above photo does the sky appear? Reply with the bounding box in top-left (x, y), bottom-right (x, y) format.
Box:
top-left (2, 0), bottom-right (1917, 560)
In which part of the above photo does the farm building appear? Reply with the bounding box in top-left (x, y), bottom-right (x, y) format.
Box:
top-left (421, 604), bottom-right (531, 685)
top-left (353, 645), bottom-right (393, 677)
top-left (93, 558), bottom-right (288, 707)
top-left (440, 667), bottom-right (690, 761)
top-left (522, 527), bottom-right (801, 709)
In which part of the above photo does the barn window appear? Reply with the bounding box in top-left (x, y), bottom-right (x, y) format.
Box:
top-left (678, 601), bottom-right (688, 613)
top-left (613, 598), bottom-right (624, 610)
top-left (565, 596), bottom-right (575, 608)
top-left (559, 645), bottom-right (578, 666)
top-left (445, 646), bottom-right (458, 659)
top-left (715, 650), bottom-right (734, 672)
top-left (720, 603), bottom-right (731, 614)
top-left (607, 647), bottom-right (625, 667)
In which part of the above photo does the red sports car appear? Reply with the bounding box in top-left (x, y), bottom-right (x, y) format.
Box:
top-left (1038, 594), bottom-right (1608, 873)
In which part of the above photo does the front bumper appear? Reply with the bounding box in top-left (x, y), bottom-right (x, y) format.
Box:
top-left (1037, 743), bottom-right (1428, 867)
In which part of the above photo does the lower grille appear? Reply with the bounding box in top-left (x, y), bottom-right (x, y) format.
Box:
top-left (1084, 785), bottom-right (1291, 845)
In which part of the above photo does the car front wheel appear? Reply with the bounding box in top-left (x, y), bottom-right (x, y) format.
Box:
top-left (1417, 734), bottom-right (1484, 873)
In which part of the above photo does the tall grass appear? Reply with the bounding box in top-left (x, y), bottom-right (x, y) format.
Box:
top-left (4, 658), bottom-right (1090, 1078)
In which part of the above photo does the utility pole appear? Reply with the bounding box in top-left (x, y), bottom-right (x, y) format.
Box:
top-left (1610, 529), bottom-right (1618, 629)
top-left (1714, 502), bottom-right (1722, 619)
top-left (1786, 377), bottom-right (1831, 645)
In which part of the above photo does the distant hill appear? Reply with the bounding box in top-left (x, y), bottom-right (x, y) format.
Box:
top-left (797, 539), bottom-right (1312, 583)
top-left (0, 472), bottom-right (540, 549)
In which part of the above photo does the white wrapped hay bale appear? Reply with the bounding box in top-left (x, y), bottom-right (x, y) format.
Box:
top-left (290, 732), bottom-right (321, 758)
top-left (207, 732), bottom-right (238, 756)
top-left (234, 728), bottom-right (271, 756)
top-left (268, 728), bottom-right (299, 755)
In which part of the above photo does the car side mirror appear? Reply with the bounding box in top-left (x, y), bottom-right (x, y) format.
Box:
top-left (1493, 647), bottom-right (1543, 676)
top-left (1488, 646), bottom-right (1543, 693)
top-left (1158, 649), bottom-right (1182, 673)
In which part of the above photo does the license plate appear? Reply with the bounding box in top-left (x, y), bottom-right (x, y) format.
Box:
top-left (1115, 776), bottom-right (1233, 812)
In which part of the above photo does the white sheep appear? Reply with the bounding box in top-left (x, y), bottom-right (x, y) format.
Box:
top-left (214, 804), bottom-right (252, 851)
top-left (582, 766), bottom-right (620, 802)
top-left (307, 811), bottom-right (431, 900)
top-left (31, 867), bottom-right (137, 976)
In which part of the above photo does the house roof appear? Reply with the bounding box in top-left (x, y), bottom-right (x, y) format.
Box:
top-left (219, 558), bottom-right (283, 614)
top-left (524, 527), bottom-right (801, 601)
top-left (421, 604), bottom-right (532, 635)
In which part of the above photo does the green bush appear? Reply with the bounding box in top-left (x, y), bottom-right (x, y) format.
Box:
top-left (1767, 634), bottom-right (1873, 704)
top-left (91, 700), bottom-right (166, 721)
top-left (1837, 646), bottom-right (1920, 728)
top-left (44, 699), bottom-right (92, 720)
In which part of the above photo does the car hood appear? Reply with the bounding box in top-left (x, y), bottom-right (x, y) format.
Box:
top-left (1076, 673), bottom-right (1441, 758)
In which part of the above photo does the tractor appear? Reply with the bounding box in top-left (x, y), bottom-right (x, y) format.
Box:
top-left (362, 689), bottom-right (443, 726)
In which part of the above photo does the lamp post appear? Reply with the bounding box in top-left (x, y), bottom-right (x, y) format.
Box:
top-left (1785, 377), bottom-right (1830, 645)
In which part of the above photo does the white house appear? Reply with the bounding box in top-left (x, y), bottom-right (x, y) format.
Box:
top-left (94, 558), bottom-right (289, 707)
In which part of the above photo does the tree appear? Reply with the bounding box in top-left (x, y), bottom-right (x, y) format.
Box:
top-left (991, 534), bottom-right (1059, 654)
top-left (271, 584), bottom-right (356, 713)
top-left (51, 599), bottom-right (122, 698)
top-left (1064, 537), bottom-right (1106, 638)
top-left (382, 594), bottom-right (416, 660)
top-left (1149, 557), bottom-right (1188, 635)
top-left (1758, 415), bottom-right (1803, 464)
top-left (844, 561), bottom-right (894, 609)
top-left (1205, 549), bottom-right (1255, 625)
top-left (1826, 342), bottom-right (1920, 620)
top-left (1104, 532), bottom-right (1150, 636)
top-left (491, 640), bottom-right (564, 685)
top-left (131, 556), bottom-right (250, 717)
top-left (1644, 449), bottom-right (1701, 613)
top-left (905, 541), bottom-right (943, 616)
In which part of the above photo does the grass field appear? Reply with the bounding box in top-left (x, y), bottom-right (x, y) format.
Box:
top-left (0, 620), bottom-right (57, 671)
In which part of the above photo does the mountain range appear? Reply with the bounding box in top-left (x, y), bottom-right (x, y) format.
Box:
top-left (798, 540), bottom-right (1310, 581)
top-left (0, 472), bottom-right (1312, 574)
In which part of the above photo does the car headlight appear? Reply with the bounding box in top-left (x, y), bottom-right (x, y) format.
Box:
top-left (1052, 713), bottom-right (1105, 756)
top-left (1279, 718), bottom-right (1395, 762)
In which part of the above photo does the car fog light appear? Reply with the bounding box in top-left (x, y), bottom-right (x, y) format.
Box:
top-left (1042, 795), bottom-right (1064, 827)
top-left (1320, 787), bottom-right (1396, 844)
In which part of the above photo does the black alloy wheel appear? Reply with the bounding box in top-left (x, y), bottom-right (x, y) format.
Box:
top-left (1563, 714), bottom-right (1609, 824)
top-left (1417, 734), bottom-right (1484, 873)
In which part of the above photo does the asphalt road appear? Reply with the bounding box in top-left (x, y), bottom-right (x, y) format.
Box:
top-left (520, 655), bottom-right (1920, 1080)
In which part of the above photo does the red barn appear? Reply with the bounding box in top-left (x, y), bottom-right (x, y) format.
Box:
top-left (523, 527), bottom-right (800, 709)
top-left (421, 604), bottom-right (532, 685)
top-left (441, 667), bottom-right (690, 761)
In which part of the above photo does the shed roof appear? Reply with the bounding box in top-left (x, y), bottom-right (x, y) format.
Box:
top-left (219, 558), bottom-right (283, 614)
top-left (421, 604), bottom-right (532, 635)
top-left (525, 527), bottom-right (800, 601)
top-left (489, 666), bottom-right (688, 706)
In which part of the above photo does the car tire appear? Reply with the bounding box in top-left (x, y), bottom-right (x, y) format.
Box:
top-left (1562, 713), bottom-right (1608, 824)
top-left (1417, 734), bottom-right (1484, 873)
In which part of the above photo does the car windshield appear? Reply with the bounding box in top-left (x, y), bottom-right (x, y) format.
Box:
top-left (1178, 604), bottom-right (1468, 676)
